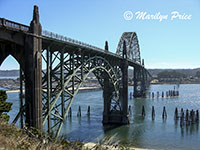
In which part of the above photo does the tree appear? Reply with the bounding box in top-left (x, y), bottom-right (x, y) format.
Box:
top-left (0, 90), bottom-right (12, 122)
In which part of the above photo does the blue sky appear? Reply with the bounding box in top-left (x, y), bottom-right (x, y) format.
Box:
top-left (0, 0), bottom-right (200, 70)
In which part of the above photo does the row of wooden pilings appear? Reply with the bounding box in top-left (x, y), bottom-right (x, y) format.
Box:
top-left (68, 106), bottom-right (91, 117)
top-left (70, 105), bottom-right (167, 120)
top-left (128, 105), bottom-right (167, 120)
top-left (129, 105), bottom-right (199, 125)
top-left (148, 90), bottom-right (179, 99)
top-left (175, 107), bottom-right (199, 126)
top-left (68, 105), bottom-right (199, 128)
top-left (129, 90), bottom-right (179, 99)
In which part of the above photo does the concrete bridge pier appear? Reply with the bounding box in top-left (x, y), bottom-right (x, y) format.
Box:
top-left (102, 41), bottom-right (129, 124)
top-left (102, 73), bottom-right (112, 124)
top-left (24, 5), bottom-right (42, 130)
top-left (121, 40), bottom-right (129, 124)
top-left (133, 67), bottom-right (146, 98)
top-left (144, 71), bottom-right (149, 89)
top-left (142, 59), bottom-right (149, 90)
top-left (103, 41), bottom-right (112, 124)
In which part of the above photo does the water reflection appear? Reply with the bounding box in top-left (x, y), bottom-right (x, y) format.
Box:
top-left (180, 123), bottom-right (199, 137)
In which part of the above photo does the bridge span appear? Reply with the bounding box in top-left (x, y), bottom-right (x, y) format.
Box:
top-left (0, 6), bottom-right (151, 136)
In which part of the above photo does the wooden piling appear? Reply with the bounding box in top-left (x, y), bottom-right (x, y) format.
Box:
top-left (130, 92), bottom-right (132, 99)
top-left (196, 110), bottom-right (199, 122)
top-left (174, 107), bottom-right (178, 119)
top-left (173, 90), bottom-right (175, 97)
top-left (129, 105), bottom-right (132, 115)
top-left (191, 109), bottom-right (194, 124)
top-left (169, 90), bottom-right (172, 97)
top-left (152, 106), bottom-right (155, 120)
top-left (181, 109), bottom-right (184, 119)
top-left (185, 109), bottom-right (189, 122)
top-left (152, 92), bottom-right (154, 98)
top-left (181, 108), bottom-right (183, 116)
top-left (69, 107), bottom-right (72, 117)
top-left (87, 106), bottom-right (90, 116)
top-left (77, 106), bottom-right (81, 117)
top-left (162, 106), bottom-right (167, 119)
top-left (177, 91), bottom-right (179, 96)
top-left (180, 110), bottom-right (184, 127)
top-left (142, 105), bottom-right (145, 117)
top-left (162, 91), bottom-right (164, 98)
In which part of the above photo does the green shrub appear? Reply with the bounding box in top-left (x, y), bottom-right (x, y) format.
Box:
top-left (0, 90), bottom-right (7, 102)
top-left (0, 101), bottom-right (12, 113)
top-left (0, 114), bottom-right (10, 122)
top-left (0, 90), bottom-right (12, 122)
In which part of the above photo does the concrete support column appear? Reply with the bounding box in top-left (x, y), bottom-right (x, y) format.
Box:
top-left (103, 40), bottom-right (129, 125)
top-left (103, 73), bottom-right (112, 124)
top-left (24, 5), bottom-right (42, 130)
top-left (134, 67), bottom-right (146, 98)
top-left (133, 67), bottom-right (138, 97)
top-left (103, 41), bottom-right (111, 124)
top-left (134, 67), bottom-right (141, 97)
top-left (141, 68), bottom-right (145, 93)
top-left (121, 40), bottom-right (129, 124)
top-left (144, 71), bottom-right (148, 88)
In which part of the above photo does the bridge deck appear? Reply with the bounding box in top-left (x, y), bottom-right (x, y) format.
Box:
top-left (0, 18), bottom-right (143, 68)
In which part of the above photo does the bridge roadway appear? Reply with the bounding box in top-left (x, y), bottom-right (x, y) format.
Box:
top-left (0, 17), bottom-right (145, 69)
top-left (0, 6), bottom-right (151, 137)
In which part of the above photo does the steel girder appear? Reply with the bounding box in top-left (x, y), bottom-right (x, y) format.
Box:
top-left (116, 32), bottom-right (141, 64)
top-left (41, 47), bottom-right (122, 137)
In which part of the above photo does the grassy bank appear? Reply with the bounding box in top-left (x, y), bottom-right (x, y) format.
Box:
top-left (0, 123), bottom-right (137, 150)
top-left (0, 122), bottom-right (84, 150)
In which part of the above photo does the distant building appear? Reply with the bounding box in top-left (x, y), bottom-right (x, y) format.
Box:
top-left (151, 79), bottom-right (159, 84)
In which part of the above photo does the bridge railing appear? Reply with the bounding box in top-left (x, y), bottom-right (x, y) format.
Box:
top-left (0, 18), bottom-right (29, 31)
top-left (42, 30), bottom-right (105, 52)
top-left (0, 18), bottom-right (142, 64)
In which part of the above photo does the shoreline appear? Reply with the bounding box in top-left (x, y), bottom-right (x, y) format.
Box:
top-left (4, 82), bottom-right (200, 93)
top-left (5, 86), bottom-right (102, 93)
top-left (83, 142), bottom-right (155, 150)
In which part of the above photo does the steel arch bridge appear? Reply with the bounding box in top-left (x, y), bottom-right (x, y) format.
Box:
top-left (0, 6), bottom-right (151, 137)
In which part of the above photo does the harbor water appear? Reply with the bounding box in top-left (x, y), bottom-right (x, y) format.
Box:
top-left (6, 84), bottom-right (200, 150)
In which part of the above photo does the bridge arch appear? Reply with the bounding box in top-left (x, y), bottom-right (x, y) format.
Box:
top-left (116, 32), bottom-right (141, 64)
top-left (0, 43), bottom-right (24, 70)
top-left (42, 53), bottom-right (122, 136)
top-left (0, 53), bottom-right (26, 127)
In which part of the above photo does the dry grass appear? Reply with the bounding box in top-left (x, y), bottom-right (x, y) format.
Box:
top-left (0, 122), bottom-right (133, 150)
top-left (0, 122), bottom-right (83, 150)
